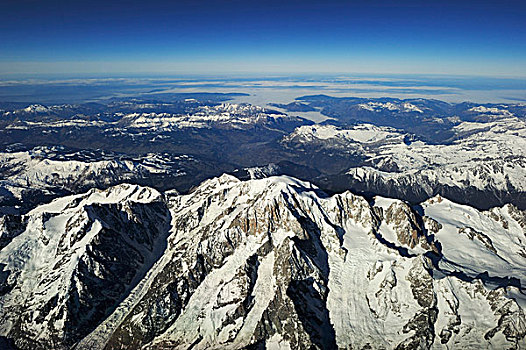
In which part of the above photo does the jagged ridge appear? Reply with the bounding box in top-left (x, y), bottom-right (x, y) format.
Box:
top-left (0, 176), bottom-right (525, 349)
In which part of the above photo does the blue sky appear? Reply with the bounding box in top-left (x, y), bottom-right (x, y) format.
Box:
top-left (1, 0), bottom-right (525, 76)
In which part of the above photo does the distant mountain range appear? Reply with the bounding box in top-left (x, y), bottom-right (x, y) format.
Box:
top-left (1, 96), bottom-right (525, 213)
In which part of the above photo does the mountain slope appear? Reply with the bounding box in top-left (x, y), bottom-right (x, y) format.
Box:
top-left (0, 184), bottom-right (172, 349)
top-left (282, 119), bottom-right (526, 209)
top-left (0, 176), bottom-right (525, 349)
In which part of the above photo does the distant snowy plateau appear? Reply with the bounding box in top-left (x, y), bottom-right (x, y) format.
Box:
top-left (0, 96), bottom-right (525, 349)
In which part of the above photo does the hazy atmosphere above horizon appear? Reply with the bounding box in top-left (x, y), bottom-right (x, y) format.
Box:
top-left (1, 0), bottom-right (525, 77)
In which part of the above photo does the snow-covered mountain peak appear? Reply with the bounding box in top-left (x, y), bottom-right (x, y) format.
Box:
top-left (0, 148), bottom-right (178, 213)
top-left (185, 175), bottom-right (320, 217)
top-left (2, 103), bottom-right (75, 117)
top-left (189, 173), bottom-right (241, 193)
top-left (283, 124), bottom-right (407, 148)
top-left (468, 105), bottom-right (514, 117)
top-left (402, 102), bottom-right (424, 113)
top-left (244, 163), bottom-right (280, 179)
top-left (358, 101), bottom-right (424, 113)
top-left (117, 102), bottom-right (298, 131)
top-left (337, 114), bottom-right (526, 201)
top-left (207, 102), bottom-right (266, 114)
top-left (23, 104), bottom-right (49, 113)
top-left (1, 176), bottom-right (526, 349)
top-left (35, 183), bottom-right (160, 213)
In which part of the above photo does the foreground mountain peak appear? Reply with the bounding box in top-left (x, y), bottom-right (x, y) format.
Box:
top-left (0, 175), bottom-right (525, 349)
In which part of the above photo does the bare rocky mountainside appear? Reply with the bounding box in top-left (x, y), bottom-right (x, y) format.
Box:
top-left (0, 175), bottom-right (525, 349)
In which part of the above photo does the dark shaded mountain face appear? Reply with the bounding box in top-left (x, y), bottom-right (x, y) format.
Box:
top-left (0, 176), bottom-right (525, 349)
top-left (1, 95), bottom-right (525, 214)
